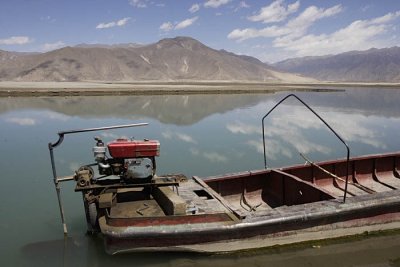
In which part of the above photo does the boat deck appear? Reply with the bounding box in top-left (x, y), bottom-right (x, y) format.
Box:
top-left (105, 177), bottom-right (234, 224)
top-left (110, 200), bottom-right (165, 218)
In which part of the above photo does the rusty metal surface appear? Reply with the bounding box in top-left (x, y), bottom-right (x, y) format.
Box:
top-left (102, 188), bottom-right (400, 233)
top-left (105, 212), bottom-right (234, 227)
top-left (206, 152), bottom-right (400, 201)
top-left (93, 152), bottom-right (400, 253)
top-left (110, 200), bottom-right (165, 218)
top-left (100, 189), bottom-right (400, 244)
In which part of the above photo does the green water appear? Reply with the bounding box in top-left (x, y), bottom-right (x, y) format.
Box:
top-left (1, 88), bottom-right (400, 266)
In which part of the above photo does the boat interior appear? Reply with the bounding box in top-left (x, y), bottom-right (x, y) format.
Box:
top-left (205, 153), bottom-right (400, 214)
top-left (99, 152), bottom-right (400, 225)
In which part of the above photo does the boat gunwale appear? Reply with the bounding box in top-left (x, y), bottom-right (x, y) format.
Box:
top-left (202, 151), bottom-right (400, 184)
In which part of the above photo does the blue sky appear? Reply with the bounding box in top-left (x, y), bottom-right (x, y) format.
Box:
top-left (0, 0), bottom-right (399, 62)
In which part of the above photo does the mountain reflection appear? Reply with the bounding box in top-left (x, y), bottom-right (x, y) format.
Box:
top-left (0, 94), bottom-right (272, 125)
top-left (1, 88), bottom-right (400, 126)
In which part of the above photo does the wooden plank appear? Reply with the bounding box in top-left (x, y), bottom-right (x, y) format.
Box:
top-left (192, 176), bottom-right (244, 220)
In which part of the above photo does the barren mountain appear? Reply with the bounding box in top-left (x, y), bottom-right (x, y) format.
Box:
top-left (273, 47), bottom-right (400, 82)
top-left (0, 37), bottom-right (312, 83)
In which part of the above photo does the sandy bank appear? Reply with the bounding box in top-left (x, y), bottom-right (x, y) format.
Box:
top-left (0, 81), bottom-right (399, 96)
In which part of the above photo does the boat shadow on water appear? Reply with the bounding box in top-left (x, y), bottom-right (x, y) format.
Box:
top-left (20, 235), bottom-right (205, 266)
top-left (20, 232), bottom-right (400, 267)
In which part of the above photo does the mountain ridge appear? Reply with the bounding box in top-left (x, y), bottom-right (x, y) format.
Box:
top-left (273, 47), bottom-right (400, 82)
top-left (0, 36), bottom-right (312, 83)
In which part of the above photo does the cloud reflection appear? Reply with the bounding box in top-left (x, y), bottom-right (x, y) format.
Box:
top-left (226, 121), bottom-right (260, 135)
top-left (6, 117), bottom-right (36, 126)
top-left (100, 132), bottom-right (129, 141)
top-left (247, 139), bottom-right (292, 160)
top-left (4, 110), bottom-right (70, 127)
top-left (190, 147), bottom-right (228, 163)
top-left (162, 130), bottom-right (197, 144)
top-left (203, 152), bottom-right (228, 163)
top-left (324, 113), bottom-right (387, 149)
top-left (227, 105), bottom-right (387, 160)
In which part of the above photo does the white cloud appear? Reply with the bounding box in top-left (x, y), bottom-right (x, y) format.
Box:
top-left (228, 25), bottom-right (291, 41)
top-left (117, 17), bottom-right (131, 26)
top-left (129, 0), bottom-right (147, 8)
top-left (274, 10), bottom-right (400, 57)
top-left (229, 2), bottom-right (400, 60)
top-left (189, 3), bottom-right (200, 13)
top-left (96, 22), bottom-right (114, 29)
top-left (228, 4), bottom-right (342, 41)
top-left (285, 4), bottom-right (342, 36)
top-left (160, 17), bottom-right (198, 32)
top-left (248, 0), bottom-right (299, 24)
top-left (41, 41), bottom-right (65, 52)
top-left (175, 17), bottom-right (198, 30)
top-left (160, 22), bottom-right (174, 32)
top-left (235, 1), bottom-right (250, 12)
top-left (0, 36), bottom-right (32, 45)
top-left (204, 0), bottom-right (231, 8)
top-left (96, 17), bottom-right (131, 29)
top-left (361, 5), bottom-right (372, 13)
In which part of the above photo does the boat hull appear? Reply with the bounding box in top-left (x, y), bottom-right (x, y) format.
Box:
top-left (100, 189), bottom-right (400, 254)
top-left (80, 152), bottom-right (400, 254)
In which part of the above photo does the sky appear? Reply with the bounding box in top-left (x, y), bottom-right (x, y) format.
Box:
top-left (0, 0), bottom-right (399, 63)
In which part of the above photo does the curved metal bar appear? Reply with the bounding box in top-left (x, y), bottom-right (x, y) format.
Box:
top-left (261, 94), bottom-right (351, 202)
top-left (49, 122), bottom-right (149, 149)
top-left (48, 122), bottom-right (148, 235)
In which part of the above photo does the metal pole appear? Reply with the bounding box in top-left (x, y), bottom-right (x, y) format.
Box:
top-left (261, 94), bottom-right (351, 203)
top-left (49, 144), bottom-right (68, 235)
top-left (48, 122), bottom-right (149, 235)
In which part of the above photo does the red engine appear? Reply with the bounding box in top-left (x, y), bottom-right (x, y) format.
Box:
top-left (92, 137), bottom-right (160, 182)
top-left (107, 139), bottom-right (160, 158)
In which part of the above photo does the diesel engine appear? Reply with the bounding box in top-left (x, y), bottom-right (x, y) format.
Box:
top-left (91, 136), bottom-right (160, 183)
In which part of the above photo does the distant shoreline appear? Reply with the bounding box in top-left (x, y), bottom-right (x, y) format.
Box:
top-left (0, 81), bottom-right (399, 97)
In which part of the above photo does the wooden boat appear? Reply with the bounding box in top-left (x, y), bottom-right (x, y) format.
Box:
top-left (48, 94), bottom-right (400, 254)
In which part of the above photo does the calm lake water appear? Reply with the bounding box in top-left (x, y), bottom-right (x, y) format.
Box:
top-left (1, 87), bottom-right (400, 266)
